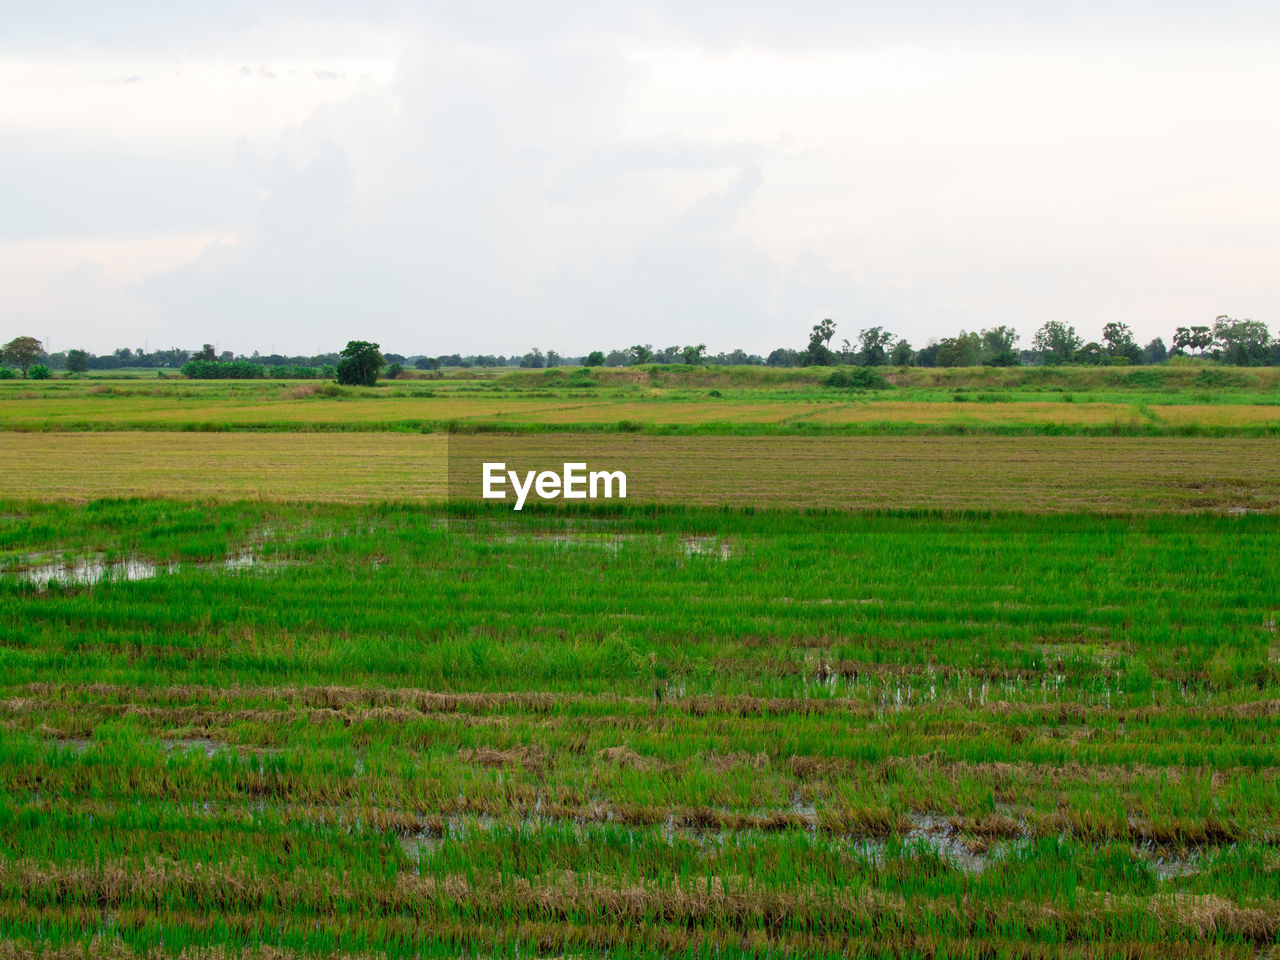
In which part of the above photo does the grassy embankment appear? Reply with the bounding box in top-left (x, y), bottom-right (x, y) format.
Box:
top-left (1, 365), bottom-right (1277, 435)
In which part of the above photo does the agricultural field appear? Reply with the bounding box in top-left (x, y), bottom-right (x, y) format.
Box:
top-left (2, 433), bottom-right (1279, 512)
top-left (0, 367), bottom-right (1278, 958)
top-left (1, 364), bottom-right (1278, 435)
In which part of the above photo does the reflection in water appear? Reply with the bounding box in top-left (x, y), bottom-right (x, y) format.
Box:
top-left (9, 548), bottom-right (275, 588)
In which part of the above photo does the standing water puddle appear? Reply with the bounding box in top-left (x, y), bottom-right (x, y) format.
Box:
top-left (16, 557), bottom-right (171, 588)
top-left (7, 548), bottom-right (282, 588)
top-left (506, 533), bottom-right (633, 554)
top-left (682, 537), bottom-right (733, 560)
top-left (903, 813), bottom-right (991, 874)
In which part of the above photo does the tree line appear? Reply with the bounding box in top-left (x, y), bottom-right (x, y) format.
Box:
top-left (1, 315), bottom-right (1275, 380)
top-left (502, 316), bottom-right (1275, 370)
top-left (788, 316), bottom-right (1277, 368)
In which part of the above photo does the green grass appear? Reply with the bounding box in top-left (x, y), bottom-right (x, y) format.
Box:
top-left (2, 366), bottom-right (1277, 437)
top-left (1, 500), bottom-right (1278, 957)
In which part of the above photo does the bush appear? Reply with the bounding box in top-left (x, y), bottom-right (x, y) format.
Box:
top-left (267, 365), bottom-right (317, 379)
top-left (824, 366), bottom-right (889, 390)
top-left (0, 368), bottom-right (15, 380)
top-left (181, 359), bottom-right (266, 380)
top-left (983, 349), bottom-right (1020, 367)
top-left (1194, 368), bottom-right (1244, 388)
top-left (28, 364), bottom-right (51, 380)
top-left (1122, 370), bottom-right (1164, 390)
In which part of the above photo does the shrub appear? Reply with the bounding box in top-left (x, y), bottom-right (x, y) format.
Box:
top-left (28, 364), bottom-right (51, 380)
top-left (268, 365), bottom-right (317, 379)
top-left (1194, 368), bottom-right (1244, 389)
top-left (181, 359), bottom-right (265, 380)
top-left (1123, 370), bottom-right (1164, 390)
top-left (0, 368), bottom-right (15, 380)
top-left (824, 367), bottom-right (889, 390)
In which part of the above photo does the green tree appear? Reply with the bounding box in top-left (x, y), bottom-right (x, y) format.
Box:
top-left (194, 343), bottom-right (217, 362)
top-left (28, 364), bottom-right (52, 380)
top-left (802, 319), bottom-right (837, 366)
top-left (335, 340), bottom-right (384, 386)
top-left (653, 345), bottom-right (681, 363)
top-left (914, 343), bottom-right (941, 367)
top-left (980, 326), bottom-right (1020, 365)
top-left (1032, 322), bottom-right (1082, 364)
top-left (1, 336), bottom-right (44, 378)
top-left (385, 362), bottom-right (404, 379)
top-left (934, 331), bottom-right (981, 367)
top-left (680, 343), bottom-right (707, 365)
top-left (1073, 342), bottom-right (1109, 365)
top-left (856, 327), bottom-right (895, 366)
top-left (66, 349), bottom-right (91, 374)
top-left (627, 344), bottom-right (654, 365)
top-left (890, 339), bottom-right (914, 366)
top-left (812, 319), bottom-right (836, 348)
top-left (1173, 325), bottom-right (1214, 356)
top-left (1101, 322), bottom-right (1142, 363)
top-left (1212, 315), bottom-right (1271, 365)
top-left (1143, 338), bottom-right (1167, 364)
top-left (585, 350), bottom-right (605, 367)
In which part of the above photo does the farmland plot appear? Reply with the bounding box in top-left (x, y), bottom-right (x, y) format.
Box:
top-left (1, 501), bottom-right (1278, 958)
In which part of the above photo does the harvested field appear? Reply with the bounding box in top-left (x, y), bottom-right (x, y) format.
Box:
top-left (0, 433), bottom-right (447, 501)
top-left (2, 432), bottom-right (1278, 512)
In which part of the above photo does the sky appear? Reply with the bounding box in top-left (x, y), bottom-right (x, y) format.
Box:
top-left (3, 2), bottom-right (1278, 357)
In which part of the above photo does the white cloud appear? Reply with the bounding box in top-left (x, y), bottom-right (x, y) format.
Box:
top-left (2, 4), bottom-right (1278, 354)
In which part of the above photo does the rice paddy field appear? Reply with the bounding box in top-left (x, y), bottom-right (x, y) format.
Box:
top-left (1, 367), bottom-right (1278, 958)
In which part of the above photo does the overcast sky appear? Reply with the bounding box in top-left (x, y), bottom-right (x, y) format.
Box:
top-left (3, 2), bottom-right (1278, 356)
